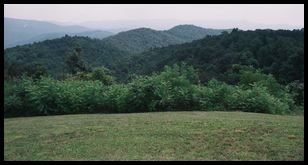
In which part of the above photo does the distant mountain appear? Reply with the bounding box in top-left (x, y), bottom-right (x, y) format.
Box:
top-left (78, 19), bottom-right (179, 31)
top-left (4, 24), bottom-right (229, 77)
top-left (165, 24), bottom-right (231, 42)
top-left (14, 30), bottom-right (114, 46)
top-left (78, 19), bottom-right (302, 32)
top-left (101, 28), bottom-right (184, 54)
top-left (101, 25), bottom-right (228, 54)
top-left (5, 18), bottom-right (227, 51)
top-left (4, 18), bottom-right (112, 48)
top-left (74, 30), bottom-right (113, 39)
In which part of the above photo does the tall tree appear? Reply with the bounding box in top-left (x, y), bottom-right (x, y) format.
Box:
top-left (24, 63), bottom-right (49, 80)
top-left (65, 47), bottom-right (87, 74)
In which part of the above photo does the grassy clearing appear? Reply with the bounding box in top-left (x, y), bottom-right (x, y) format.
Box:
top-left (4, 111), bottom-right (304, 161)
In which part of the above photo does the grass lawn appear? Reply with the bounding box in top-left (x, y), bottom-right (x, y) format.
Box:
top-left (4, 111), bottom-right (304, 161)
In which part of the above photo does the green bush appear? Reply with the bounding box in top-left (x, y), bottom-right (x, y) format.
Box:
top-left (66, 66), bottom-right (116, 85)
top-left (4, 64), bottom-right (297, 117)
top-left (229, 84), bottom-right (290, 114)
top-left (4, 76), bottom-right (108, 117)
top-left (91, 67), bottom-right (116, 85)
top-left (103, 84), bottom-right (129, 113)
top-left (287, 80), bottom-right (304, 105)
top-left (4, 95), bottom-right (22, 117)
top-left (123, 63), bottom-right (201, 112)
top-left (196, 80), bottom-right (291, 114)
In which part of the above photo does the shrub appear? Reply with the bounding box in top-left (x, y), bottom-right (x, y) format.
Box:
top-left (103, 84), bottom-right (129, 113)
top-left (197, 80), bottom-right (291, 114)
top-left (4, 64), bottom-right (296, 117)
top-left (229, 84), bottom-right (290, 114)
top-left (287, 80), bottom-right (304, 105)
top-left (91, 67), bottom-right (115, 85)
top-left (4, 95), bottom-right (22, 117)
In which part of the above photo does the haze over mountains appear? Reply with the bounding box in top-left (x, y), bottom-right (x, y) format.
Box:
top-left (4, 15), bottom-right (303, 85)
top-left (76, 19), bottom-right (302, 32)
top-left (4, 18), bottom-right (113, 48)
top-left (4, 20), bottom-right (230, 76)
top-left (4, 17), bottom-right (231, 50)
top-left (6, 17), bottom-right (301, 49)
top-left (102, 25), bottom-right (229, 54)
top-left (4, 18), bottom-right (304, 84)
top-left (6, 17), bottom-right (227, 49)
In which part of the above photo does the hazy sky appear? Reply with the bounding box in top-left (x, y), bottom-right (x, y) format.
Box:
top-left (4, 4), bottom-right (304, 29)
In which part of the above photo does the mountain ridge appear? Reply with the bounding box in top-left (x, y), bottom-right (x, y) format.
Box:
top-left (4, 24), bottom-right (231, 78)
top-left (100, 24), bottom-right (229, 54)
top-left (4, 17), bottom-right (113, 48)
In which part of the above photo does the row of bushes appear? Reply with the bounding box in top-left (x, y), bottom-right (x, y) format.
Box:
top-left (4, 64), bottom-right (298, 117)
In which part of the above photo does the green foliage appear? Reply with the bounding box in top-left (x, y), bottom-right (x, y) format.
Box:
top-left (5, 59), bottom-right (25, 80)
top-left (4, 25), bottom-right (227, 80)
top-left (229, 65), bottom-right (295, 108)
top-left (66, 71), bottom-right (92, 81)
top-left (4, 76), bottom-right (106, 117)
top-left (4, 81), bottom-right (22, 116)
top-left (24, 63), bottom-right (49, 80)
top-left (198, 79), bottom-right (236, 111)
top-left (4, 64), bottom-right (299, 117)
top-left (91, 67), bottom-right (116, 85)
top-left (65, 47), bottom-right (88, 74)
top-left (4, 36), bottom-right (128, 77)
top-left (166, 25), bottom-right (230, 42)
top-left (229, 84), bottom-right (290, 114)
top-left (119, 29), bottom-right (304, 85)
top-left (196, 80), bottom-right (290, 114)
top-left (124, 63), bottom-right (201, 112)
top-left (66, 66), bottom-right (116, 85)
top-left (102, 25), bottom-right (226, 54)
top-left (287, 80), bottom-right (304, 105)
top-left (5, 29), bottom-right (303, 88)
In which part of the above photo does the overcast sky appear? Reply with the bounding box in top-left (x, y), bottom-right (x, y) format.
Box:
top-left (4, 4), bottom-right (304, 29)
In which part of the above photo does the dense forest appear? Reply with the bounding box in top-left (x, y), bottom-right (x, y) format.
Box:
top-left (4, 36), bottom-right (127, 78)
top-left (115, 29), bottom-right (304, 85)
top-left (4, 28), bottom-right (304, 117)
top-left (4, 25), bottom-right (228, 78)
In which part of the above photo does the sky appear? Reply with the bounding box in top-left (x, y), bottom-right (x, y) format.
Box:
top-left (4, 4), bottom-right (304, 30)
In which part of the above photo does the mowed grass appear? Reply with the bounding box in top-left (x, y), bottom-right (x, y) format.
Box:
top-left (4, 111), bottom-right (304, 161)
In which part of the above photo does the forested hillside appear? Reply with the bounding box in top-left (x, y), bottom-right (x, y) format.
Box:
top-left (15, 30), bottom-right (114, 45)
top-left (100, 28), bottom-right (184, 54)
top-left (4, 28), bottom-right (304, 117)
top-left (4, 36), bottom-right (127, 78)
top-left (102, 25), bottom-right (229, 54)
top-left (116, 28), bottom-right (304, 85)
top-left (165, 24), bottom-right (229, 42)
top-left (4, 25), bottom-right (227, 77)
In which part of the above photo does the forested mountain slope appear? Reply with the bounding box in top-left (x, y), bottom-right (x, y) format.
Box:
top-left (4, 25), bottom-right (227, 77)
top-left (100, 28), bottom-right (185, 54)
top-left (114, 29), bottom-right (304, 84)
top-left (164, 24), bottom-right (230, 42)
top-left (101, 25), bottom-right (228, 54)
top-left (12, 30), bottom-right (114, 47)
top-left (4, 36), bottom-right (127, 77)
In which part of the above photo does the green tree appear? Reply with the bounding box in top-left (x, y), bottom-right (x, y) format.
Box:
top-left (6, 60), bottom-right (25, 80)
top-left (65, 47), bottom-right (87, 74)
top-left (91, 67), bottom-right (115, 85)
top-left (24, 63), bottom-right (49, 80)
